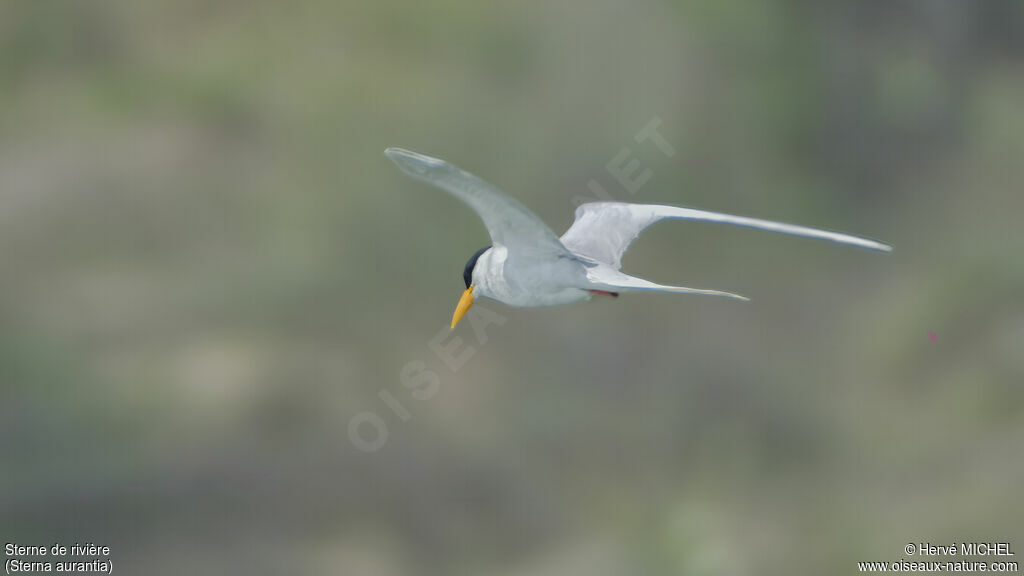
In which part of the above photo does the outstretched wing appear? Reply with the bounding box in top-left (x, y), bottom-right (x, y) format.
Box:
top-left (560, 202), bottom-right (892, 269)
top-left (385, 148), bottom-right (571, 258)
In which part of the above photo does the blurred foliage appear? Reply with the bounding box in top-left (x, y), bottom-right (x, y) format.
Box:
top-left (1, 1), bottom-right (1022, 574)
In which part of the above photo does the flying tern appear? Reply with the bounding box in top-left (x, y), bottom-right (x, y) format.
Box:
top-left (384, 147), bottom-right (891, 329)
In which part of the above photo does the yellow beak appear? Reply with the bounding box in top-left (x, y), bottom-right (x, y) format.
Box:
top-left (451, 286), bottom-right (474, 329)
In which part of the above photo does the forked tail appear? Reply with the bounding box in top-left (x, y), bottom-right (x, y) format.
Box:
top-left (583, 265), bottom-right (749, 302)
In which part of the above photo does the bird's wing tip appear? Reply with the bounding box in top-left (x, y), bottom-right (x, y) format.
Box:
top-left (384, 147), bottom-right (414, 162)
top-left (720, 291), bottom-right (751, 302)
top-left (853, 237), bottom-right (892, 253)
top-left (384, 147), bottom-right (449, 176)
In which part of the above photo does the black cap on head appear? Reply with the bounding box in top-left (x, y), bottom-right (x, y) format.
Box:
top-left (463, 246), bottom-right (490, 288)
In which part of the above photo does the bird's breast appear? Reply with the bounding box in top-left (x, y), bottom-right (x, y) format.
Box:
top-left (474, 247), bottom-right (590, 307)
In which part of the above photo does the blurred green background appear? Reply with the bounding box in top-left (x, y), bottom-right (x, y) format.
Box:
top-left (2, 1), bottom-right (1022, 574)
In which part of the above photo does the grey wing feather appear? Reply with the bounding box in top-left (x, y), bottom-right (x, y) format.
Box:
top-left (385, 148), bottom-right (571, 257)
top-left (560, 202), bottom-right (892, 269)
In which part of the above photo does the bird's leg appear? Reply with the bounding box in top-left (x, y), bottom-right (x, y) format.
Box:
top-left (586, 289), bottom-right (619, 298)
